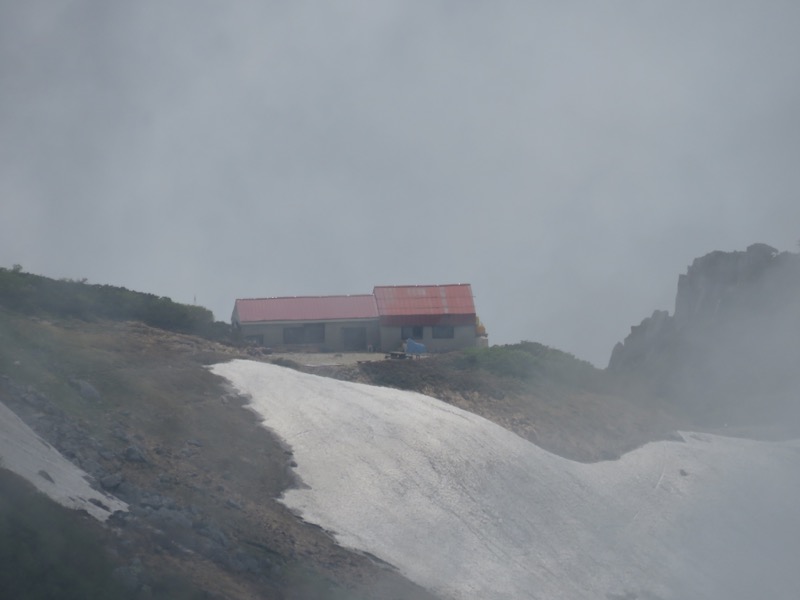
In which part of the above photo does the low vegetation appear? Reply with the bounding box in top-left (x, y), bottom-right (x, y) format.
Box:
top-left (0, 265), bottom-right (229, 340)
top-left (450, 341), bottom-right (604, 388)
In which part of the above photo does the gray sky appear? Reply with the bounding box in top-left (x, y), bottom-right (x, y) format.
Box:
top-left (2, 2), bottom-right (799, 366)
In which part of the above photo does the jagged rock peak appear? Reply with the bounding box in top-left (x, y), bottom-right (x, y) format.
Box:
top-left (608, 243), bottom-right (799, 371)
top-left (673, 243), bottom-right (781, 328)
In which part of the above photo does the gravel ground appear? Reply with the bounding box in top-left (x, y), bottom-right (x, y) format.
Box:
top-left (267, 351), bottom-right (385, 367)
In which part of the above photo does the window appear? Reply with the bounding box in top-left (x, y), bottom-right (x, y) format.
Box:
top-left (305, 323), bottom-right (325, 343)
top-left (342, 327), bottom-right (367, 350)
top-left (283, 324), bottom-right (325, 344)
top-left (432, 325), bottom-right (454, 339)
top-left (283, 327), bottom-right (304, 344)
top-left (401, 325), bottom-right (424, 340)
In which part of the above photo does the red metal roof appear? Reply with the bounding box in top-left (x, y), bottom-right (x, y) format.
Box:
top-left (234, 295), bottom-right (378, 323)
top-left (373, 284), bottom-right (476, 317)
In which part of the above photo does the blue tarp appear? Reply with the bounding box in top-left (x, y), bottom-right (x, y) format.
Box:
top-left (405, 338), bottom-right (427, 355)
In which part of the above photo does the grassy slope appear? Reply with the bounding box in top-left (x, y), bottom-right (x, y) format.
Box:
top-left (0, 308), bottom-right (437, 600)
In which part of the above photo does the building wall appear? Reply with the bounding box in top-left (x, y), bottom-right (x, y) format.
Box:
top-left (238, 319), bottom-right (380, 352)
top-left (328, 320), bottom-right (381, 351)
top-left (379, 323), bottom-right (477, 353)
top-left (235, 312), bottom-right (479, 354)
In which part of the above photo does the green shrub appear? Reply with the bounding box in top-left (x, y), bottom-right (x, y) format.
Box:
top-left (456, 346), bottom-right (538, 379)
top-left (0, 267), bottom-right (226, 339)
top-left (453, 341), bottom-right (603, 388)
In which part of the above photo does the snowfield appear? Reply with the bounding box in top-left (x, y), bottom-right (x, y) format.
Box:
top-left (212, 359), bottom-right (800, 600)
top-left (0, 401), bottom-right (128, 521)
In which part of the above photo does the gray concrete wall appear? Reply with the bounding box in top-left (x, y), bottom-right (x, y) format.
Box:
top-left (238, 318), bottom-right (477, 353)
top-left (379, 324), bottom-right (477, 353)
top-left (239, 319), bottom-right (379, 352)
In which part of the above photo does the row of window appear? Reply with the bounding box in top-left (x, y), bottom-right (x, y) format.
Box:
top-left (246, 324), bottom-right (457, 348)
top-left (283, 323), bottom-right (325, 344)
top-left (279, 324), bottom-right (456, 344)
top-left (401, 325), bottom-right (454, 339)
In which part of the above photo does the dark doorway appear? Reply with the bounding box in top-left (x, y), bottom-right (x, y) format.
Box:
top-left (342, 327), bottom-right (367, 351)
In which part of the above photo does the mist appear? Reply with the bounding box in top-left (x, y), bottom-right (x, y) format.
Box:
top-left (3, 2), bottom-right (800, 365)
top-left (610, 244), bottom-right (800, 432)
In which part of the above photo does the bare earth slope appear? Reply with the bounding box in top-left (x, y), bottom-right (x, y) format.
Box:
top-left (0, 310), bottom-right (437, 599)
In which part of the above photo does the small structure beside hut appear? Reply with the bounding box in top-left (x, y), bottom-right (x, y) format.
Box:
top-left (232, 283), bottom-right (486, 353)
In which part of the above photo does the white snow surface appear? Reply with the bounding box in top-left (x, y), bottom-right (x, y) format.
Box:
top-left (212, 359), bottom-right (800, 600)
top-left (0, 401), bottom-right (128, 521)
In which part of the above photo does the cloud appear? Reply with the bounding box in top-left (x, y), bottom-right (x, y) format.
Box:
top-left (2, 1), bottom-right (799, 364)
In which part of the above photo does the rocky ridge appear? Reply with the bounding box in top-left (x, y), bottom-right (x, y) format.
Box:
top-left (609, 243), bottom-right (800, 429)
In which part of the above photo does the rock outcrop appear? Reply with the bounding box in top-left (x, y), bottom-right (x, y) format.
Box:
top-left (609, 243), bottom-right (800, 427)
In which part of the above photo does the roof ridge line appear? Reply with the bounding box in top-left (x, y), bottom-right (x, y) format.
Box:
top-left (236, 293), bottom-right (375, 301)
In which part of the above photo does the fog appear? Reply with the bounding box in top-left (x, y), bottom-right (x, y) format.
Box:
top-left (2, 2), bottom-right (800, 365)
top-left (608, 245), bottom-right (800, 432)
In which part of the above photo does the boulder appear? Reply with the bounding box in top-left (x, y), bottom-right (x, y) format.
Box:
top-left (124, 445), bottom-right (148, 463)
top-left (68, 378), bottom-right (102, 401)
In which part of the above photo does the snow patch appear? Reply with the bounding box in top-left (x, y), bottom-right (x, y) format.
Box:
top-left (0, 401), bottom-right (128, 521)
top-left (212, 359), bottom-right (800, 600)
